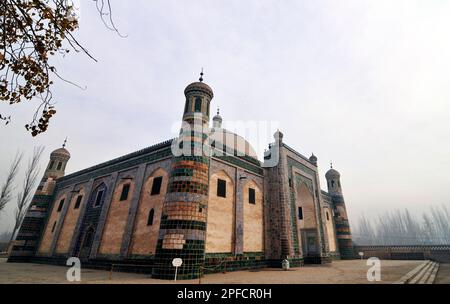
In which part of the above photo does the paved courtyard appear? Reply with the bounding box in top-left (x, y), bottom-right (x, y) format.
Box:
top-left (0, 258), bottom-right (432, 284)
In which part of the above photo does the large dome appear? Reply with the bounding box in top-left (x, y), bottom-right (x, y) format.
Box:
top-left (209, 128), bottom-right (258, 160)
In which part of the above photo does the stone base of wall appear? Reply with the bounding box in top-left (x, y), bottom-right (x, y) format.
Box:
top-left (8, 256), bottom-right (155, 274)
top-left (204, 252), bottom-right (266, 274)
top-left (304, 255), bottom-right (332, 264)
top-left (5, 254), bottom-right (341, 278)
top-left (204, 253), bottom-right (306, 274)
top-left (354, 245), bottom-right (450, 263)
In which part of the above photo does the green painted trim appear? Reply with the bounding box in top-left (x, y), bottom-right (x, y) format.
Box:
top-left (56, 146), bottom-right (173, 189)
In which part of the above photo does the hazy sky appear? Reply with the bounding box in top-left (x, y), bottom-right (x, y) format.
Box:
top-left (1, 0), bottom-right (450, 233)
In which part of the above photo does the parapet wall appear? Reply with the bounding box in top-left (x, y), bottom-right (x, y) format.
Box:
top-left (354, 245), bottom-right (450, 263)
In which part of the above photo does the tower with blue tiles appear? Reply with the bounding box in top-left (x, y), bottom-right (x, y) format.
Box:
top-left (8, 144), bottom-right (70, 261)
top-left (325, 164), bottom-right (353, 259)
top-left (152, 72), bottom-right (213, 279)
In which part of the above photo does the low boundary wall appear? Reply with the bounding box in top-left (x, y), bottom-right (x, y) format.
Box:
top-left (354, 245), bottom-right (450, 263)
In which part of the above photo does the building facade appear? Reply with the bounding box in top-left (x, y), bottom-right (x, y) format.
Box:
top-left (8, 76), bottom-right (353, 279)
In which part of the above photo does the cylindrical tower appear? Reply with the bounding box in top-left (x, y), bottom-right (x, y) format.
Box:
top-left (325, 164), bottom-right (353, 259)
top-left (152, 72), bottom-right (213, 279)
top-left (36, 145), bottom-right (71, 196)
top-left (212, 108), bottom-right (222, 129)
top-left (9, 142), bottom-right (70, 261)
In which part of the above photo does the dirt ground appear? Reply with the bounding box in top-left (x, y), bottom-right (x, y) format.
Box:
top-left (0, 258), bottom-right (425, 284)
top-left (435, 263), bottom-right (450, 284)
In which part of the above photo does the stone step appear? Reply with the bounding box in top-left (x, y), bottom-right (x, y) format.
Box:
top-left (418, 262), bottom-right (437, 284)
top-left (394, 260), bottom-right (430, 284)
top-left (410, 260), bottom-right (434, 284)
top-left (425, 262), bottom-right (440, 284)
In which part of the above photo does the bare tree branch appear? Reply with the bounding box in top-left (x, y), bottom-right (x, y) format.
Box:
top-left (0, 151), bottom-right (22, 212)
top-left (1, 0), bottom-right (122, 136)
top-left (10, 146), bottom-right (44, 242)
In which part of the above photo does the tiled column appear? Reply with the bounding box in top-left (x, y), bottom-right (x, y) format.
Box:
top-left (152, 152), bottom-right (210, 279)
top-left (152, 77), bottom-right (213, 280)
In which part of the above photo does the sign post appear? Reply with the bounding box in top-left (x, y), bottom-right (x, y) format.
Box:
top-left (172, 258), bottom-right (183, 281)
top-left (358, 252), bottom-right (364, 260)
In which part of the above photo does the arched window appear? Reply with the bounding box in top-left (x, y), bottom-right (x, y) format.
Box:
top-left (119, 183), bottom-right (131, 201)
top-left (151, 177), bottom-right (163, 195)
top-left (248, 188), bottom-right (256, 204)
top-left (194, 97), bottom-right (202, 112)
top-left (217, 179), bottom-right (226, 198)
top-left (331, 180), bottom-right (335, 188)
top-left (93, 188), bottom-right (105, 207)
top-left (51, 221), bottom-right (57, 233)
top-left (56, 198), bottom-right (65, 212)
top-left (298, 207), bottom-right (303, 220)
top-left (74, 195), bottom-right (83, 209)
top-left (147, 209), bottom-right (155, 226)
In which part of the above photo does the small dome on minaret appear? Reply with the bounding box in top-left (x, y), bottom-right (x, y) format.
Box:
top-left (274, 129), bottom-right (284, 140)
top-left (212, 108), bottom-right (222, 128)
top-left (182, 69), bottom-right (214, 125)
top-left (309, 153), bottom-right (318, 166)
top-left (50, 138), bottom-right (70, 160)
top-left (184, 69), bottom-right (214, 99)
top-left (325, 162), bottom-right (340, 179)
top-left (274, 129), bottom-right (284, 146)
top-left (43, 138), bottom-right (71, 181)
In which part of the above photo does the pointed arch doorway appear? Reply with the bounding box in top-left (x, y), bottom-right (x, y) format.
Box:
top-left (79, 226), bottom-right (95, 260)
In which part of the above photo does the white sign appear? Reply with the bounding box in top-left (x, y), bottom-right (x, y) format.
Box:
top-left (172, 258), bottom-right (183, 267)
top-left (172, 258), bottom-right (183, 281)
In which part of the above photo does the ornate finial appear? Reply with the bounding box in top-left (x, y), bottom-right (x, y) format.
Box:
top-left (330, 161), bottom-right (333, 169)
top-left (199, 68), bottom-right (204, 82)
top-left (217, 107), bottom-right (220, 115)
top-left (62, 137), bottom-right (67, 148)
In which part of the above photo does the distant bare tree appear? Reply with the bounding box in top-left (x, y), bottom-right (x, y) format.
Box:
top-left (354, 215), bottom-right (376, 245)
top-left (0, 152), bottom-right (22, 212)
top-left (430, 205), bottom-right (450, 244)
top-left (353, 205), bottom-right (450, 246)
top-left (9, 147), bottom-right (44, 242)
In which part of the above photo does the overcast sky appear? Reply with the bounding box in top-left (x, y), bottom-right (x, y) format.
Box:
top-left (1, 0), bottom-right (450, 233)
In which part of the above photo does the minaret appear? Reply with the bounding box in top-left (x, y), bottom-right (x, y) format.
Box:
top-left (8, 141), bottom-right (71, 261)
top-left (152, 71), bottom-right (213, 279)
top-left (212, 108), bottom-right (222, 129)
top-left (309, 153), bottom-right (318, 166)
top-left (36, 139), bottom-right (71, 195)
top-left (325, 163), bottom-right (353, 259)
